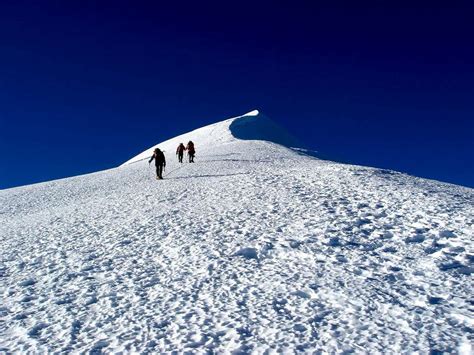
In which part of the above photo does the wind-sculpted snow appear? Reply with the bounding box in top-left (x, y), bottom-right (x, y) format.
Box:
top-left (1, 116), bottom-right (473, 353)
top-left (121, 109), bottom-right (301, 166)
top-left (229, 112), bottom-right (301, 148)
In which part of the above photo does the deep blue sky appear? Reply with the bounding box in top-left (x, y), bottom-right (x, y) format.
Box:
top-left (1, 1), bottom-right (473, 189)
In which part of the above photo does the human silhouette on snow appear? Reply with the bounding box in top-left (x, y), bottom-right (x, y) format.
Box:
top-left (149, 148), bottom-right (166, 179)
top-left (176, 143), bottom-right (186, 163)
top-left (186, 141), bottom-right (195, 163)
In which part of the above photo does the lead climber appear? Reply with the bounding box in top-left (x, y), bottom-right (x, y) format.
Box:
top-left (149, 147), bottom-right (166, 179)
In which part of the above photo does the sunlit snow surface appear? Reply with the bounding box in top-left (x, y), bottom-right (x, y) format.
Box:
top-left (1, 111), bottom-right (473, 353)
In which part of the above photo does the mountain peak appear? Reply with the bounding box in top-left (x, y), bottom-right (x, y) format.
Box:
top-left (122, 110), bottom-right (301, 166)
top-left (2, 108), bottom-right (472, 353)
top-left (229, 110), bottom-right (301, 148)
top-left (241, 109), bottom-right (260, 116)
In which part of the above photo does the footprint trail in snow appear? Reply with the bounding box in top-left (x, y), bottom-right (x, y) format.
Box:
top-left (1, 111), bottom-right (473, 353)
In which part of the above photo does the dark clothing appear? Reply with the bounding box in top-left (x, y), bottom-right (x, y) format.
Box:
top-left (149, 150), bottom-right (166, 178)
top-left (176, 144), bottom-right (185, 163)
top-left (156, 165), bottom-right (164, 179)
top-left (186, 142), bottom-right (195, 163)
top-left (187, 150), bottom-right (195, 163)
top-left (149, 150), bottom-right (166, 166)
top-left (186, 142), bottom-right (195, 154)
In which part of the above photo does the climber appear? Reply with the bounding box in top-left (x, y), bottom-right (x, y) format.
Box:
top-left (176, 143), bottom-right (186, 163)
top-left (186, 141), bottom-right (195, 163)
top-left (149, 147), bottom-right (166, 179)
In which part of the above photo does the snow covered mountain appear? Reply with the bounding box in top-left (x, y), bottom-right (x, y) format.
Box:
top-left (1, 110), bottom-right (473, 353)
top-left (121, 109), bottom-right (302, 166)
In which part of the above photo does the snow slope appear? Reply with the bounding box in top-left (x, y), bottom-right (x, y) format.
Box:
top-left (121, 110), bottom-right (301, 166)
top-left (1, 110), bottom-right (473, 353)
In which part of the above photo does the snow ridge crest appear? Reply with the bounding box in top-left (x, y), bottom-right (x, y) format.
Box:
top-left (122, 109), bottom-right (300, 166)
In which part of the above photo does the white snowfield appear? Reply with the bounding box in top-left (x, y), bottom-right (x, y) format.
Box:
top-left (1, 110), bottom-right (473, 354)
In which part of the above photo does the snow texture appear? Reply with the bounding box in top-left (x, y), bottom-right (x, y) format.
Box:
top-left (1, 110), bottom-right (473, 353)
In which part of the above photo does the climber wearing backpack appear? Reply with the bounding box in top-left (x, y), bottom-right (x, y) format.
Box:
top-left (176, 143), bottom-right (186, 163)
top-left (149, 147), bottom-right (166, 179)
top-left (186, 141), bottom-right (195, 163)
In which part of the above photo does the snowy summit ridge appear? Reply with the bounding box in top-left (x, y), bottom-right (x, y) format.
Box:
top-left (122, 109), bottom-right (301, 166)
top-left (1, 110), bottom-right (473, 353)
